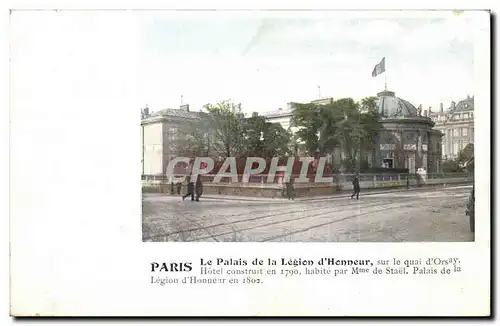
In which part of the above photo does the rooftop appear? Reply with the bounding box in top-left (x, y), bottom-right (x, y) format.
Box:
top-left (376, 90), bottom-right (420, 118)
top-left (261, 107), bottom-right (293, 118)
top-left (451, 96), bottom-right (474, 112)
top-left (147, 108), bottom-right (204, 119)
top-left (141, 103), bottom-right (206, 122)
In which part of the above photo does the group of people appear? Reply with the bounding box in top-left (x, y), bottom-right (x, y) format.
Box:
top-left (176, 173), bottom-right (362, 202)
top-left (181, 175), bottom-right (203, 202)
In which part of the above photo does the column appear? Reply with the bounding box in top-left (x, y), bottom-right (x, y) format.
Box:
top-left (417, 130), bottom-right (422, 168)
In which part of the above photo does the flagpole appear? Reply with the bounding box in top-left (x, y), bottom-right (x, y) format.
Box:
top-left (384, 57), bottom-right (387, 90)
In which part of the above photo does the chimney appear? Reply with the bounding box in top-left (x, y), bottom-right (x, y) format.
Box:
top-left (452, 101), bottom-right (456, 110)
top-left (252, 112), bottom-right (258, 117)
top-left (180, 104), bottom-right (190, 112)
top-left (143, 105), bottom-right (149, 116)
top-left (278, 108), bottom-right (282, 111)
top-left (424, 110), bottom-right (428, 117)
top-left (440, 103), bottom-right (443, 113)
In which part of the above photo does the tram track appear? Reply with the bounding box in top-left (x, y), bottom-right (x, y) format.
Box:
top-left (259, 198), bottom-right (467, 242)
top-left (187, 197), bottom-right (465, 242)
top-left (144, 187), bottom-right (471, 242)
top-left (150, 195), bottom-right (457, 242)
top-left (144, 198), bottom-right (389, 241)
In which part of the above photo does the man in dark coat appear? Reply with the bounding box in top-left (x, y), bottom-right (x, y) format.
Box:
top-left (285, 178), bottom-right (296, 200)
top-left (351, 173), bottom-right (360, 200)
top-left (182, 175), bottom-right (195, 201)
top-left (195, 176), bottom-right (203, 202)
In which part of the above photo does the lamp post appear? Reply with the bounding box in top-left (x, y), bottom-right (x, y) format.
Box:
top-left (356, 118), bottom-right (360, 173)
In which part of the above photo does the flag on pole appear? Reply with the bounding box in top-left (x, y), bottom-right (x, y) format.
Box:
top-left (372, 57), bottom-right (386, 77)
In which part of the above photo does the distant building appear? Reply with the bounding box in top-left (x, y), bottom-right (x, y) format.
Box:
top-left (428, 96), bottom-right (474, 160)
top-left (260, 103), bottom-right (294, 132)
top-left (262, 98), bottom-right (335, 133)
top-left (140, 104), bottom-right (205, 175)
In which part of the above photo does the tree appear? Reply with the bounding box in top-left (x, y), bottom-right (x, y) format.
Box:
top-left (262, 121), bottom-right (292, 157)
top-left (242, 115), bottom-right (292, 158)
top-left (171, 100), bottom-right (244, 159)
top-left (360, 96), bottom-right (378, 112)
top-left (241, 115), bottom-right (267, 157)
top-left (173, 100), bottom-right (292, 161)
top-left (173, 117), bottom-right (211, 157)
top-left (203, 100), bottom-right (246, 159)
top-left (290, 102), bottom-right (322, 155)
top-left (457, 143), bottom-right (474, 166)
top-left (291, 97), bottom-right (382, 171)
top-left (441, 159), bottom-right (461, 173)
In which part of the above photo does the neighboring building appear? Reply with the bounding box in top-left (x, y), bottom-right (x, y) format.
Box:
top-left (261, 98), bottom-right (335, 135)
top-left (140, 104), bottom-right (204, 175)
top-left (311, 97), bottom-right (334, 106)
top-left (261, 103), bottom-right (294, 132)
top-left (428, 96), bottom-right (474, 160)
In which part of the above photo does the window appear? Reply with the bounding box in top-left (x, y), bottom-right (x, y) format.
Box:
top-left (453, 129), bottom-right (459, 137)
top-left (462, 128), bottom-right (468, 136)
top-left (169, 127), bottom-right (178, 141)
top-left (453, 141), bottom-right (459, 155)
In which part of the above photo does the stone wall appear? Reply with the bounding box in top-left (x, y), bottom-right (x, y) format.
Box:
top-left (142, 175), bottom-right (473, 198)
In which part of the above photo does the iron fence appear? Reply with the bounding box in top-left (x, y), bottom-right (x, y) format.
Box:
top-left (142, 172), bottom-right (472, 184)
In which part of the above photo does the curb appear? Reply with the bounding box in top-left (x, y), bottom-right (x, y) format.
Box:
top-left (173, 182), bottom-right (473, 202)
top-left (297, 183), bottom-right (472, 201)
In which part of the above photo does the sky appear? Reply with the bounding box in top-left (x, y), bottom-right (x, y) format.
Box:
top-left (136, 10), bottom-right (479, 115)
top-left (10, 10), bottom-right (483, 117)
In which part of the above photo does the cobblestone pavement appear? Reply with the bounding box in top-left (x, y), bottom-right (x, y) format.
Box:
top-left (142, 186), bottom-right (474, 242)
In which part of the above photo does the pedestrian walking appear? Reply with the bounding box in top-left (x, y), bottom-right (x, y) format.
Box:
top-left (195, 175), bottom-right (203, 202)
top-left (351, 173), bottom-right (360, 200)
top-left (176, 182), bottom-right (182, 195)
top-left (285, 178), bottom-right (296, 200)
top-left (182, 175), bottom-right (195, 201)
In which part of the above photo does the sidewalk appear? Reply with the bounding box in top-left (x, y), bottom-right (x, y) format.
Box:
top-left (197, 182), bottom-right (472, 202)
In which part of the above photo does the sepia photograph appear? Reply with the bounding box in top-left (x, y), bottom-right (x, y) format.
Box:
top-left (8, 6), bottom-right (491, 317)
top-left (141, 10), bottom-right (477, 243)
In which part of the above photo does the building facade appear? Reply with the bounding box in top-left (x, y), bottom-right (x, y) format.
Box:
top-left (368, 90), bottom-right (443, 173)
top-left (140, 104), bottom-right (204, 175)
top-left (428, 96), bottom-right (474, 160)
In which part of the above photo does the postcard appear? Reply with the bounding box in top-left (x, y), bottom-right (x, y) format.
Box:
top-left (9, 7), bottom-right (490, 317)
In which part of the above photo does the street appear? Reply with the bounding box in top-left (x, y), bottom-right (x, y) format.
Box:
top-left (142, 186), bottom-right (474, 242)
